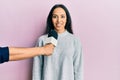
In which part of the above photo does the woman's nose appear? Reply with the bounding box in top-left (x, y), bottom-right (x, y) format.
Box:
top-left (57, 17), bottom-right (60, 22)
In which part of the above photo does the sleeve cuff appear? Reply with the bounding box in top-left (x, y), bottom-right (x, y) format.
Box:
top-left (0, 47), bottom-right (9, 63)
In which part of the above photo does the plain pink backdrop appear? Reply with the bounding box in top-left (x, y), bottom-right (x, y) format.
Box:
top-left (0, 0), bottom-right (120, 80)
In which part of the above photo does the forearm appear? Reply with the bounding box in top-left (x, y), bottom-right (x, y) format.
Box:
top-left (9, 47), bottom-right (44, 61)
top-left (0, 44), bottom-right (54, 63)
top-left (9, 47), bottom-right (44, 55)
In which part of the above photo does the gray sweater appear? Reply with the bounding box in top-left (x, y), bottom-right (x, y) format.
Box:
top-left (32, 30), bottom-right (83, 80)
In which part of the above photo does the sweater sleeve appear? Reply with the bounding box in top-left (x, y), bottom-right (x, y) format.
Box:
top-left (73, 38), bottom-right (83, 80)
top-left (0, 47), bottom-right (9, 63)
top-left (32, 37), bottom-right (44, 80)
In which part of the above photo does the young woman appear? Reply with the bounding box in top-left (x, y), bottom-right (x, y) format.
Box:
top-left (32, 4), bottom-right (83, 80)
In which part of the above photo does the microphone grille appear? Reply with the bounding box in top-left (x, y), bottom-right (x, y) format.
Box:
top-left (48, 30), bottom-right (58, 39)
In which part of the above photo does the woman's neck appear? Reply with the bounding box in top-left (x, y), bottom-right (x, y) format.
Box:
top-left (55, 29), bottom-right (66, 34)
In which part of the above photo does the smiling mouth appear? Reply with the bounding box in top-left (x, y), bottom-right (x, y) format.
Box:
top-left (56, 22), bottom-right (63, 26)
top-left (56, 24), bottom-right (61, 27)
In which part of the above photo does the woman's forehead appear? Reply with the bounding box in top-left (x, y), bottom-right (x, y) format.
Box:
top-left (53, 7), bottom-right (66, 14)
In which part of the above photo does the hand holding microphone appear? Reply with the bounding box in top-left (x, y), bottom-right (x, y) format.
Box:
top-left (0, 30), bottom-right (58, 63)
top-left (45, 29), bottom-right (58, 46)
top-left (43, 30), bottom-right (58, 56)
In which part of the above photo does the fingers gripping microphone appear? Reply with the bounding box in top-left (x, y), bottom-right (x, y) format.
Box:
top-left (45, 30), bottom-right (58, 46)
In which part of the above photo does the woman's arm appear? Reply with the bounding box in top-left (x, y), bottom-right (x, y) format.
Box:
top-left (73, 39), bottom-right (83, 80)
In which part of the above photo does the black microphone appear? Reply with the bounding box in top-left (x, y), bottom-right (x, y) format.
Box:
top-left (45, 30), bottom-right (58, 46)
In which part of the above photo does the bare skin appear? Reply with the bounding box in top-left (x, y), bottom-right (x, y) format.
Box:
top-left (9, 44), bottom-right (54, 61)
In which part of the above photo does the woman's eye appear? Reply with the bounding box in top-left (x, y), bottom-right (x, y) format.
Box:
top-left (61, 15), bottom-right (65, 18)
top-left (52, 15), bottom-right (57, 18)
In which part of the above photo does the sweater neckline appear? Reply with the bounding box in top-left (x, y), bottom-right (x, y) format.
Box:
top-left (58, 30), bottom-right (69, 37)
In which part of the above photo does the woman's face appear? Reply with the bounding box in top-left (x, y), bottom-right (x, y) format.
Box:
top-left (52, 7), bottom-right (67, 33)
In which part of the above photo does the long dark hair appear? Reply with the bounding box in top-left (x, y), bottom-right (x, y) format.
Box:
top-left (45, 4), bottom-right (73, 34)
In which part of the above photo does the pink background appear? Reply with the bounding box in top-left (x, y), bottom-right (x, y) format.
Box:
top-left (0, 0), bottom-right (120, 80)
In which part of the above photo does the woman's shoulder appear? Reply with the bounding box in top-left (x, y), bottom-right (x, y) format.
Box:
top-left (68, 33), bottom-right (82, 45)
top-left (68, 33), bottom-right (80, 40)
top-left (38, 34), bottom-right (48, 40)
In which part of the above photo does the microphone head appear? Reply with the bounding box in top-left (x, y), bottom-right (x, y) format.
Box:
top-left (45, 30), bottom-right (58, 46)
top-left (48, 30), bottom-right (58, 40)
